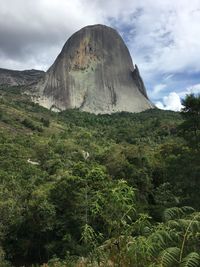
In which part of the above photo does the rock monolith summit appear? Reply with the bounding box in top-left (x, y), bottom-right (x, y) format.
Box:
top-left (32, 24), bottom-right (154, 113)
top-left (0, 25), bottom-right (154, 113)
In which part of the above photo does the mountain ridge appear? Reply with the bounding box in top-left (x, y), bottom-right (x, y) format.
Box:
top-left (0, 68), bottom-right (45, 86)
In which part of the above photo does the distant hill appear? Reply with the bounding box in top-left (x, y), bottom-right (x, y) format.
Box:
top-left (0, 68), bottom-right (44, 86)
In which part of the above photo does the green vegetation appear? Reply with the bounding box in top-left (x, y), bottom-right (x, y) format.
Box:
top-left (0, 86), bottom-right (199, 266)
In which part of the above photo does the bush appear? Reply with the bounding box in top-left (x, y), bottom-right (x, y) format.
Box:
top-left (22, 118), bottom-right (43, 132)
top-left (41, 117), bottom-right (50, 127)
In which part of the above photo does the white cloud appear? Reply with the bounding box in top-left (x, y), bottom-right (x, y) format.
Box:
top-left (164, 74), bottom-right (174, 81)
top-left (179, 83), bottom-right (200, 97)
top-left (153, 83), bottom-right (167, 94)
top-left (156, 83), bottom-right (200, 111)
top-left (116, 0), bottom-right (200, 79)
top-left (156, 92), bottom-right (183, 111)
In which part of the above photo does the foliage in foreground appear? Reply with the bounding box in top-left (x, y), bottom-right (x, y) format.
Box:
top-left (34, 208), bottom-right (200, 267)
top-left (0, 87), bottom-right (199, 266)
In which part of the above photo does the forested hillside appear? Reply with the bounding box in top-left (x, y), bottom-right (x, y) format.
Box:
top-left (0, 86), bottom-right (200, 267)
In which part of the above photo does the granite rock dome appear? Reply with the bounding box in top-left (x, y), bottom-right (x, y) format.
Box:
top-left (33, 24), bottom-right (154, 113)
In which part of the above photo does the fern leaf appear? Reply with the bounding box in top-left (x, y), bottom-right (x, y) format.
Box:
top-left (181, 252), bottom-right (200, 267)
top-left (160, 247), bottom-right (180, 266)
top-left (181, 206), bottom-right (195, 214)
top-left (163, 207), bottom-right (183, 222)
top-left (163, 207), bottom-right (194, 222)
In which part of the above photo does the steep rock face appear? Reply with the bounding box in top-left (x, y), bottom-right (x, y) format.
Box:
top-left (34, 24), bottom-right (154, 113)
top-left (0, 68), bottom-right (45, 86)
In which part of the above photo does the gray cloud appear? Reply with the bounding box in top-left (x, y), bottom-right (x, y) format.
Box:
top-left (0, 0), bottom-right (105, 70)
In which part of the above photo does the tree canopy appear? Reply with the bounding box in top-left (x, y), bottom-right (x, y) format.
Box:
top-left (0, 86), bottom-right (199, 266)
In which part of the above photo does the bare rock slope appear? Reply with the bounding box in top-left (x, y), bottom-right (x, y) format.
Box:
top-left (34, 24), bottom-right (154, 113)
top-left (0, 68), bottom-right (44, 86)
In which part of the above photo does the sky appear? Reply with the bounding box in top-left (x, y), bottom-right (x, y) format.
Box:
top-left (0, 0), bottom-right (200, 111)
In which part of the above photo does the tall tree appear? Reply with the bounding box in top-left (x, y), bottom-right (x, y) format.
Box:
top-left (180, 94), bottom-right (200, 149)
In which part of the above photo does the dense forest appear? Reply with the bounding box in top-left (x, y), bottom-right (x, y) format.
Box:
top-left (0, 86), bottom-right (200, 267)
